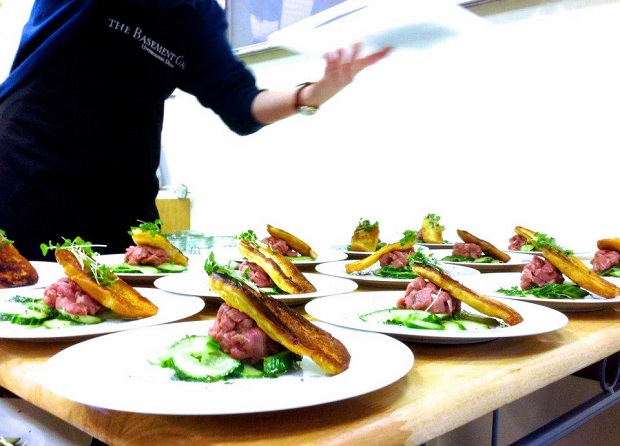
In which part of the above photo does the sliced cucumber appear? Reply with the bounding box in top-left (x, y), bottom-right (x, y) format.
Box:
top-left (57, 310), bottom-right (103, 325)
top-left (156, 263), bottom-right (187, 273)
top-left (43, 319), bottom-right (78, 329)
top-left (404, 319), bottom-right (445, 330)
top-left (441, 320), bottom-right (466, 331)
top-left (10, 308), bottom-right (50, 326)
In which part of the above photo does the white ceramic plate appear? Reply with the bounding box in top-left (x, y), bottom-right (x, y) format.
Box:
top-left (416, 242), bottom-right (455, 250)
top-left (506, 250), bottom-right (594, 261)
top-left (305, 291), bottom-right (568, 344)
top-left (458, 273), bottom-right (620, 312)
top-left (427, 249), bottom-right (532, 273)
top-left (0, 288), bottom-right (204, 341)
top-left (6, 261), bottom-right (65, 290)
top-left (315, 260), bottom-right (479, 288)
top-left (0, 398), bottom-right (92, 446)
top-left (96, 253), bottom-right (204, 283)
top-left (154, 272), bottom-right (358, 305)
top-left (268, 0), bottom-right (490, 55)
top-left (41, 320), bottom-right (414, 415)
top-left (235, 249), bottom-right (348, 268)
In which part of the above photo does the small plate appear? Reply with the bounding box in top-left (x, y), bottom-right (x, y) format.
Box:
top-left (154, 272), bottom-right (358, 305)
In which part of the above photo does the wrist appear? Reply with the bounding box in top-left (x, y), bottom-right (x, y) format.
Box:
top-left (294, 82), bottom-right (319, 115)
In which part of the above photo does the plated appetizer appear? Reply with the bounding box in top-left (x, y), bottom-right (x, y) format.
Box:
top-left (110, 220), bottom-right (188, 275)
top-left (591, 237), bottom-right (620, 278)
top-left (497, 227), bottom-right (620, 300)
top-left (149, 255), bottom-right (351, 383)
top-left (346, 230), bottom-right (417, 278)
top-left (262, 224), bottom-right (317, 260)
top-left (1, 237), bottom-right (158, 329)
top-left (0, 229), bottom-right (39, 288)
top-left (441, 229), bottom-right (511, 264)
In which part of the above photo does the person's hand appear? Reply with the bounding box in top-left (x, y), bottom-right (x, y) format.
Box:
top-left (301, 43), bottom-right (393, 107)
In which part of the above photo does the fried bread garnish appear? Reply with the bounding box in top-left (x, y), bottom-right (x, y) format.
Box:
top-left (597, 238), bottom-right (620, 252)
top-left (0, 231), bottom-right (39, 288)
top-left (208, 271), bottom-right (350, 375)
top-left (349, 218), bottom-right (380, 252)
top-left (412, 264), bottom-right (524, 326)
top-left (420, 214), bottom-right (444, 244)
top-left (238, 239), bottom-right (316, 294)
top-left (55, 248), bottom-right (158, 318)
top-left (346, 240), bottom-right (415, 274)
top-left (266, 224), bottom-right (317, 259)
top-left (456, 229), bottom-right (511, 263)
top-left (130, 221), bottom-right (188, 266)
top-left (514, 226), bottom-right (620, 299)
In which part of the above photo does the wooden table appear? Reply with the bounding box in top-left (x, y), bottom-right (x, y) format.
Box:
top-left (2, 291), bottom-right (620, 445)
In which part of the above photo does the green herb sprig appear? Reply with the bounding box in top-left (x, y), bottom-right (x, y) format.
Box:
top-left (203, 252), bottom-right (260, 293)
top-left (529, 232), bottom-right (573, 256)
top-left (128, 219), bottom-right (163, 236)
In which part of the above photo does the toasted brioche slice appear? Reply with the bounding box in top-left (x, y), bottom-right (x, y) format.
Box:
top-left (456, 229), bottom-right (511, 263)
top-left (209, 272), bottom-right (350, 375)
top-left (130, 228), bottom-right (188, 267)
top-left (55, 249), bottom-right (158, 317)
top-left (350, 220), bottom-right (380, 252)
top-left (266, 224), bottom-right (317, 259)
top-left (345, 240), bottom-right (415, 274)
top-left (597, 238), bottom-right (620, 252)
top-left (412, 264), bottom-right (523, 326)
top-left (0, 238), bottom-right (39, 288)
top-left (238, 240), bottom-right (316, 294)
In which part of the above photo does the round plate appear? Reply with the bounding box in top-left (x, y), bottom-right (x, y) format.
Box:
top-left (41, 321), bottom-right (414, 414)
top-left (305, 291), bottom-right (568, 344)
top-left (154, 272), bottom-right (358, 305)
top-left (458, 272), bottom-right (620, 312)
top-left (0, 288), bottom-right (205, 341)
top-left (427, 249), bottom-right (532, 273)
top-left (315, 260), bottom-right (479, 288)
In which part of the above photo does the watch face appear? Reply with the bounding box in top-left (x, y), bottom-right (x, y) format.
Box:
top-left (297, 105), bottom-right (318, 116)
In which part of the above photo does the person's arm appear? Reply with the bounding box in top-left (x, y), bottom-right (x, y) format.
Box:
top-left (251, 43), bottom-right (392, 124)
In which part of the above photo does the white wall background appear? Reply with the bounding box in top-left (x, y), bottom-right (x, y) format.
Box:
top-left (2, 0), bottom-right (618, 252)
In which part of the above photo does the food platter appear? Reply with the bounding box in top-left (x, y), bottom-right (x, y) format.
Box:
top-left (0, 288), bottom-right (205, 341)
top-left (41, 320), bottom-right (414, 415)
top-left (314, 260), bottom-right (479, 288)
top-left (426, 249), bottom-right (532, 273)
top-left (154, 272), bottom-right (358, 305)
top-left (305, 291), bottom-right (568, 344)
top-left (458, 273), bottom-right (620, 312)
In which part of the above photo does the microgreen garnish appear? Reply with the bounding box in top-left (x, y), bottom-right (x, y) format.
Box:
top-left (40, 237), bottom-right (118, 287)
top-left (529, 232), bottom-right (573, 256)
top-left (203, 252), bottom-right (260, 292)
top-left (425, 214), bottom-right (445, 230)
top-left (408, 249), bottom-right (447, 274)
top-left (0, 229), bottom-right (13, 246)
top-left (400, 230), bottom-right (418, 246)
top-left (356, 218), bottom-right (379, 232)
top-left (237, 230), bottom-right (258, 243)
top-left (129, 219), bottom-right (163, 236)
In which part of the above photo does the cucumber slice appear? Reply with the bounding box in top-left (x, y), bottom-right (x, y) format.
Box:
top-left (403, 319), bottom-right (445, 330)
top-left (10, 308), bottom-right (50, 326)
top-left (456, 320), bottom-right (491, 331)
top-left (57, 310), bottom-right (103, 325)
top-left (156, 263), bottom-right (187, 273)
top-left (43, 319), bottom-right (78, 329)
top-left (441, 320), bottom-right (466, 331)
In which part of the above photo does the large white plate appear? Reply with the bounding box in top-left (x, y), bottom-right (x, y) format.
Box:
top-left (427, 249), bottom-right (532, 273)
top-left (416, 242), bottom-right (455, 250)
top-left (154, 272), bottom-right (358, 305)
top-left (315, 260), bottom-right (479, 288)
top-left (506, 250), bottom-right (593, 260)
top-left (268, 0), bottom-right (491, 56)
top-left (0, 398), bottom-right (92, 446)
top-left (0, 287), bottom-right (205, 341)
top-left (41, 320), bottom-right (414, 414)
top-left (458, 273), bottom-right (620, 312)
top-left (305, 291), bottom-right (568, 344)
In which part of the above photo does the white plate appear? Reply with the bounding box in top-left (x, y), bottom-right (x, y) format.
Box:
top-left (416, 242), bottom-right (455, 250)
top-left (457, 273), bottom-right (620, 312)
top-left (506, 250), bottom-right (594, 261)
top-left (305, 291), bottom-right (568, 344)
top-left (0, 287), bottom-right (205, 341)
top-left (268, 0), bottom-right (490, 56)
top-left (96, 253), bottom-right (203, 283)
top-left (315, 260), bottom-right (479, 288)
top-left (233, 249), bottom-right (348, 269)
top-left (41, 320), bottom-right (414, 414)
top-left (0, 398), bottom-right (92, 446)
top-left (154, 272), bottom-right (358, 305)
top-left (427, 249), bottom-right (532, 273)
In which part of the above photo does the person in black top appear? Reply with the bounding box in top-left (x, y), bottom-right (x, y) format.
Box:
top-left (0, 0), bottom-right (391, 260)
